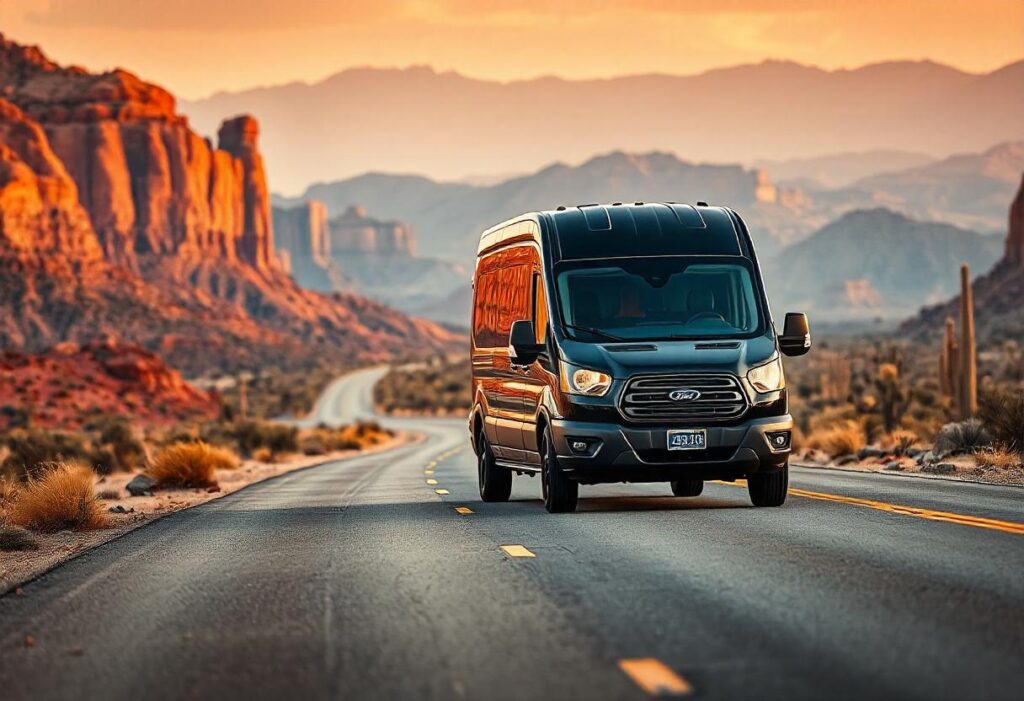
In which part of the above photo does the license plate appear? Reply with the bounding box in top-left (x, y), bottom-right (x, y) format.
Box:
top-left (667, 429), bottom-right (707, 451)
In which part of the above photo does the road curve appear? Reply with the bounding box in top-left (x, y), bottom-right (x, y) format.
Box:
top-left (1, 367), bottom-right (1022, 700)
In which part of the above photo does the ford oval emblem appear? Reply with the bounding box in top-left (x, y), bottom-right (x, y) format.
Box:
top-left (669, 389), bottom-right (701, 402)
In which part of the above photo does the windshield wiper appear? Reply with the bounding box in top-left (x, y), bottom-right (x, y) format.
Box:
top-left (562, 324), bottom-right (626, 342)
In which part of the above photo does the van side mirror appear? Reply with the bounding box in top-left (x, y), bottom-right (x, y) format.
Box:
top-left (509, 319), bottom-right (543, 364)
top-left (779, 312), bottom-right (811, 357)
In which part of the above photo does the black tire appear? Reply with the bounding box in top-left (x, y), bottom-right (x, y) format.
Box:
top-left (540, 427), bottom-right (578, 513)
top-left (477, 431), bottom-right (512, 502)
top-left (747, 464), bottom-right (788, 507)
top-left (670, 478), bottom-right (704, 497)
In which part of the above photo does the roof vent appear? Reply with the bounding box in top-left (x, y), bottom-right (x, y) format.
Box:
top-left (696, 201), bottom-right (709, 207)
top-left (634, 201), bottom-right (645, 206)
top-left (556, 206), bottom-right (566, 211)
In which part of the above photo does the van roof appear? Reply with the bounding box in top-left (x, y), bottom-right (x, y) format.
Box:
top-left (547, 202), bottom-right (744, 260)
top-left (477, 202), bottom-right (750, 259)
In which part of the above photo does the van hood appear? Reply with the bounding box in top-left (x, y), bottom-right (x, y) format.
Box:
top-left (559, 333), bottom-right (777, 378)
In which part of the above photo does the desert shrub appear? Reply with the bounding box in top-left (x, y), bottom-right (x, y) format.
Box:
top-left (252, 447), bottom-right (275, 463)
top-left (1, 430), bottom-right (89, 480)
top-left (806, 420), bottom-right (866, 459)
top-left (96, 418), bottom-right (146, 472)
top-left (223, 421), bottom-right (298, 457)
top-left (299, 435), bottom-right (327, 456)
top-left (974, 448), bottom-right (1021, 470)
top-left (0, 524), bottom-right (39, 551)
top-left (883, 430), bottom-right (919, 457)
top-left (148, 442), bottom-right (226, 488)
top-left (6, 462), bottom-right (107, 532)
top-left (932, 420), bottom-right (992, 456)
top-left (979, 388), bottom-right (1024, 454)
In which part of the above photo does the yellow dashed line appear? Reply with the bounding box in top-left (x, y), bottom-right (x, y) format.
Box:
top-left (454, 506), bottom-right (474, 515)
top-left (424, 469), bottom-right (435, 475)
top-left (500, 545), bottom-right (535, 558)
top-left (426, 478), bottom-right (438, 485)
top-left (714, 481), bottom-right (1024, 536)
top-left (618, 658), bottom-right (692, 696)
top-left (435, 488), bottom-right (450, 495)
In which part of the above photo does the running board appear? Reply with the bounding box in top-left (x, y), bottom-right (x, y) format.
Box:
top-left (495, 459), bottom-right (541, 475)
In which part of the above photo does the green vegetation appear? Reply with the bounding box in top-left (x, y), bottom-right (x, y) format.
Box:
top-left (375, 357), bottom-right (470, 415)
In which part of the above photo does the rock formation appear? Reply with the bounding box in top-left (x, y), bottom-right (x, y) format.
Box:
top-left (330, 205), bottom-right (416, 256)
top-left (903, 170), bottom-right (1024, 344)
top-left (272, 201), bottom-right (344, 291)
top-left (0, 35), bottom-right (460, 372)
top-left (1007, 173), bottom-right (1024, 266)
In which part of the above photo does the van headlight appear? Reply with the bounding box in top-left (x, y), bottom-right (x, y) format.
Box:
top-left (560, 362), bottom-right (612, 396)
top-left (747, 357), bottom-right (785, 393)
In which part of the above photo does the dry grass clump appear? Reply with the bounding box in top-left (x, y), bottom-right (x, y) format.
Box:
top-left (1, 429), bottom-right (89, 480)
top-left (974, 448), bottom-right (1021, 470)
top-left (883, 430), bottom-right (919, 457)
top-left (979, 389), bottom-right (1024, 455)
top-left (806, 420), bottom-right (866, 459)
top-left (298, 421), bottom-right (393, 455)
top-left (148, 442), bottom-right (231, 488)
top-left (5, 462), bottom-right (107, 532)
top-left (933, 419), bottom-right (992, 456)
top-left (252, 446), bottom-right (276, 463)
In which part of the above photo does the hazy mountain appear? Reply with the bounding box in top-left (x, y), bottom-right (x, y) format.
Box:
top-left (850, 141), bottom-right (1024, 233)
top-left (280, 151), bottom-right (793, 264)
top-left (764, 209), bottom-right (1004, 320)
top-left (754, 150), bottom-right (936, 189)
top-left (182, 59), bottom-right (1024, 195)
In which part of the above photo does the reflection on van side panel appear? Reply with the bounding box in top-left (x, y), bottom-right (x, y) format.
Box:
top-left (469, 203), bottom-right (811, 513)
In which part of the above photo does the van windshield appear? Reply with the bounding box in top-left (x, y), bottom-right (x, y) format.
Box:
top-left (555, 257), bottom-right (763, 341)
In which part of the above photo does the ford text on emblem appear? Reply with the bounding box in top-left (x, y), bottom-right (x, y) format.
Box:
top-left (668, 389), bottom-right (701, 402)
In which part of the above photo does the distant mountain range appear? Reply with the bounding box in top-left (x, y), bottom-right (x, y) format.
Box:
top-left (754, 150), bottom-right (936, 189)
top-left (183, 59), bottom-right (1024, 194)
top-left (763, 209), bottom-right (1004, 320)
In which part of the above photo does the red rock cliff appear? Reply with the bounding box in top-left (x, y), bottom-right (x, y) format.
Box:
top-left (0, 34), bottom-right (274, 273)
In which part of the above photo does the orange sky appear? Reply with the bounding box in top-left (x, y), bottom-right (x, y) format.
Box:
top-left (1, 0), bottom-right (1021, 99)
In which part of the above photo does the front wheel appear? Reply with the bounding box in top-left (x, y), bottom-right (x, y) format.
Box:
top-left (477, 432), bottom-right (512, 502)
top-left (541, 427), bottom-right (578, 513)
top-left (747, 464), bottom-right (788, 507)
top-left (670, 478), bottom-right (704, 497)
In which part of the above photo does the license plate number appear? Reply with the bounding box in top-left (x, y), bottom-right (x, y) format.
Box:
top-left (667, 429), bottom-right (707, 451)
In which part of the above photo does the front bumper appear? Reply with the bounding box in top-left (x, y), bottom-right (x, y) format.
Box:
top-left (550, 415), bottom-right (792, 484)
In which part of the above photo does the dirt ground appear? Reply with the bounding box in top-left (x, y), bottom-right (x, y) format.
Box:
top-left (797, 451), bottom-right (1024, 487)
top-left (0, 432), bottom-right (416, 594)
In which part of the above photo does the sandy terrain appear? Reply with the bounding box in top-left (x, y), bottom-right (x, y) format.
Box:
top-left (798, 451), bottom-right (1024, 487)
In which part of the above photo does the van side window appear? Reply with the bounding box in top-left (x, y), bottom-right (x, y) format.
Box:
top-left (474, 259), bottom-right (530, 349)
top-left (532, 272), bottom-right (548, 344)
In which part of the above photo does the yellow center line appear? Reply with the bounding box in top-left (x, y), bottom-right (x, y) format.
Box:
top-left (500, 545), bottom-right (536, 558)
top-left (426, 478), bottom-right (438, 485)
top-left (713, 481), bottom-right (1024, 536)
top-left (788, 488), bottom-right (1024, 536)
top-left (434, 488), bottom-right (450, 495)
top-left (454, 506), bottom-right (474, 515)
top-left (618, 658), bottom-right (692, 696)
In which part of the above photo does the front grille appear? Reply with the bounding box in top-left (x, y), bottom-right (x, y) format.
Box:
top-left (619, 374), bottom-right (748, 422)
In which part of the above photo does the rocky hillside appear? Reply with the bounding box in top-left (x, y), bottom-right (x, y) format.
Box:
top-left (762, 209), bottom-right (1003, 320)
top-left (0, 35), bottom-right (458, 373)
top-left (0, 341), bottom-right (219, 430)
top-left (852, 141), bottom-right (1024, 233)
top-left (903, 173), bottom-right (1024, 344)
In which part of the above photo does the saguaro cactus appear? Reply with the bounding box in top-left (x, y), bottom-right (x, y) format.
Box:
top-left (940, 317), bottom-right (959, 399)
top-left (877, 362), bottom-right (908, 433)
top-left (959, 263), bottom-right (977, 419)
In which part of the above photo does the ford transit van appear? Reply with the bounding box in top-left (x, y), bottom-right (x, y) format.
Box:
top-left (468, 202), bottom-right (810, 513)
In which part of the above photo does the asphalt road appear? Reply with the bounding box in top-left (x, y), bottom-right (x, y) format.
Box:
top-left (1, 367), bottom-right (1022, 700)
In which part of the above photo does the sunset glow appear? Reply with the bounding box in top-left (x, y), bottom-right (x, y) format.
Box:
top-left (0, 0), bottom-right (1020, 98)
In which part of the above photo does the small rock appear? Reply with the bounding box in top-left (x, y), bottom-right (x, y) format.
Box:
top-left (206, 485), bottom-right (221, 493)
top-left (922, 462), bottom-right (957, 475)
top-left (24, 635), bottom-right (34, 648)
top-left (858, 447), bottom-right (885, 460)
top-left (907, 448), bottom-right (924, 458)
top-left (125, 474), bottom-right (156, 497)
top-left (884, 461), bottom-right (904, 471)
top-left (107, 505), bottom-right (134, 514)
top-left (835, 455), bottom-right (858, 466)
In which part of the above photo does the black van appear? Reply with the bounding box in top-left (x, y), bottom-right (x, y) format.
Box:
top-left (468, 202), bottom-right (810, 513)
